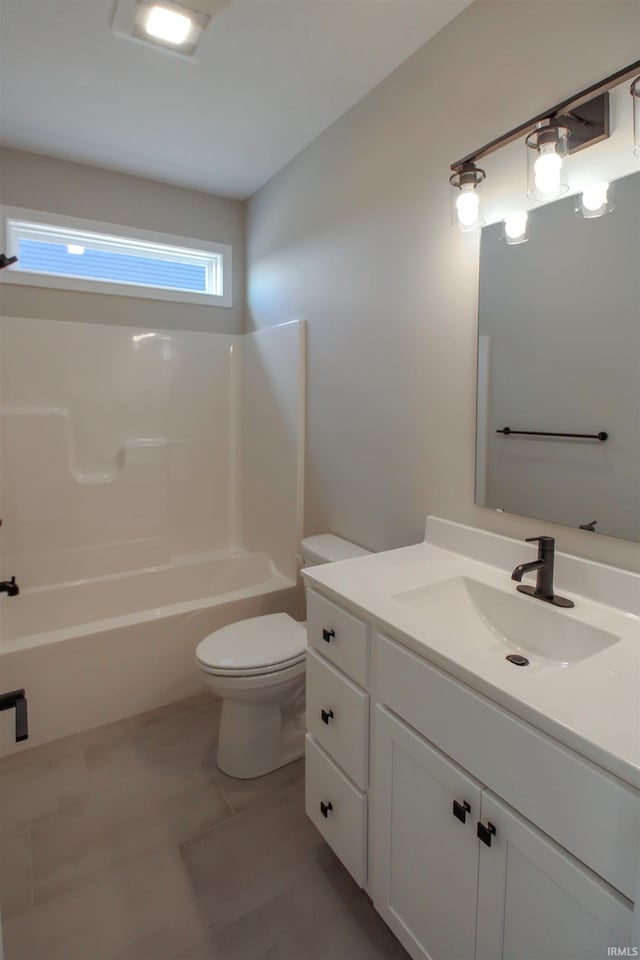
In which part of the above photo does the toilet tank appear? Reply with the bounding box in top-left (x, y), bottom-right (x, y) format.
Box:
top-left (300, 534), bottom-right (371, 568)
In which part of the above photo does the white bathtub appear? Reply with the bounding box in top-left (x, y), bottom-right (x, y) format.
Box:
top-left (0, 551), bottom-right (301, 756)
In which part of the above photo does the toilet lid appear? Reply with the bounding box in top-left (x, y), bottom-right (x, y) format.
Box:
top-left (196, 613), bottom-right (307, 672)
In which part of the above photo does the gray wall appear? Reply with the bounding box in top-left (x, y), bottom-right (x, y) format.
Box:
top-left (246, 0), bottom-right (640, 571)
top-left (0, 147), bottom-right (245, 333)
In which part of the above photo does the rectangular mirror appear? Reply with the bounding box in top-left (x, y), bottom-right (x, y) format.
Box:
top-left (475, 169), bottom-right (640, 541)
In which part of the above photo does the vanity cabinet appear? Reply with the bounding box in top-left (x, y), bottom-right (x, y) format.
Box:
top-left (304, 587), bottom-right (638, 960)
top-left (304, 589), bottom-right (370, 886)
top-left (475, 791), bottom-right (633, 960)
top-left (371, 705), bottom-right (483, 960)
top-left (372, 705), bottom-right (633, 960)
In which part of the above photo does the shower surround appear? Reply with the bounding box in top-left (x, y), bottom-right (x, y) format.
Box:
top-left (0, 315), bottom-right (305, 756)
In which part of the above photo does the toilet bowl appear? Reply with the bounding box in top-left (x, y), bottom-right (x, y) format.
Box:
top-left (195, 534), bottom-right (370, 779)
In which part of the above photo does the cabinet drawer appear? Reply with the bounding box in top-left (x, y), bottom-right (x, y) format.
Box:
top-left (305, 734), bottom-right (367, 887)
top-left (306, 589), bottom-right (369, 686)
top-left (306, 649), bottom-right (369, 789)
top-left (375, 632), bottom-right (640, 900)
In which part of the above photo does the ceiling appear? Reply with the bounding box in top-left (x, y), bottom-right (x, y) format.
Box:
top-left (0, 0), bottom-right (470, 198)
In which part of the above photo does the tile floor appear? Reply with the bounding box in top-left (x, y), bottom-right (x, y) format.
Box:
top-left (0, 693), bottom-right (409, 960)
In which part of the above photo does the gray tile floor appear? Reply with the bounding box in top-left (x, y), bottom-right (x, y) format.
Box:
top-left (0, 694), bottom-right (409, 960)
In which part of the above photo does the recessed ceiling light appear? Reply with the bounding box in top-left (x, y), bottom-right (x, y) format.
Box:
top-left (145, 5), bottom-right (192, 45)
top-left (112, 0), bottom-right (219, 60)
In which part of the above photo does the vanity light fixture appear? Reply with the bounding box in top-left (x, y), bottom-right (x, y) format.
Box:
top-left (632, 77), bottom-right (640, 156)
top-left (526, 121), bottom-right (570, 201)
top-left (503, 211), bottom-right (528, 245)
top-left (448, 58), bottom-right (640, 231)
top-left (576, 181), bottom-right (614, 219)
top-left (449, 162), bottom-right (486, 232)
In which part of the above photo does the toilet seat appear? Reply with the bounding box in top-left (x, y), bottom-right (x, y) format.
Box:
top-left (197, 656), bottom-right (305, 679)
top-left (196, 613), bottom-right (306, 678)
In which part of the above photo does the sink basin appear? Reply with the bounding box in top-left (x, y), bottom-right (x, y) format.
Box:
top-left (391, 577), bottom-right (620, 666)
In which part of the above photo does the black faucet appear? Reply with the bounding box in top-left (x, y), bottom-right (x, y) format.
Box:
top-left (0, 576), bottom-right (19, 597)
top-left (511, 537), bottom-right (574, 608)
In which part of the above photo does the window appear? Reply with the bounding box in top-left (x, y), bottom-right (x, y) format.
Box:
top-left (2, 207), bottom-right (232, 307)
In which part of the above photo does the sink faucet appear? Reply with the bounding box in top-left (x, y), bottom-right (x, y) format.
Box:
top-left (0, 576), bottom-right (19, 597)
top-left (511, 537), bottom-right (574, 608)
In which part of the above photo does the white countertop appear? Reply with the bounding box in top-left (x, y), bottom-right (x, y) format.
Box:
top-left (303, 529), bottom-right (640, 790)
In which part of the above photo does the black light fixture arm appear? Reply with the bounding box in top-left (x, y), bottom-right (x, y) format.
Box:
top-left (450, 58), bottom-right (640, 172)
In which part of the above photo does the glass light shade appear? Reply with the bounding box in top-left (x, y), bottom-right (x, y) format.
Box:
top-left (449, 165), bottom-right (485, 232)
top-left (503, 211), bottom-right (528, 245)
top-left (632, 77), bottom-right (640, 157)
top-left (526, 124), bottom-right (570, 201)
top-left (575, 181), bottom-right (614, 219)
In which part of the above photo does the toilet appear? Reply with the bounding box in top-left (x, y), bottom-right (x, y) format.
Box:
top-left (195, 534), bottom-right (370, 779)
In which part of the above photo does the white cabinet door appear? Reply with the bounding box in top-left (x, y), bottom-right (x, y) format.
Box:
top-left (476, 791), bottom-right (634, 960)
top-left (370, 705), bottom-right (483, 960)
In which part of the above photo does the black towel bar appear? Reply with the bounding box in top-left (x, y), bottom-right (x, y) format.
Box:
top-left (497, 427), bottom-right (608, 442)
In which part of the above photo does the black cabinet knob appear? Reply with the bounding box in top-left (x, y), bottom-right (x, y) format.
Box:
top-left (322, 628), bottom-right (335, 643)
top-left (452, 800), bottom-right (471, 824)
top-left (320, 800), bottom-right (333, 818)
top-left (321, 708), bottom-right (334, 725)
top-left (477, 821), bottom-right (497, 847)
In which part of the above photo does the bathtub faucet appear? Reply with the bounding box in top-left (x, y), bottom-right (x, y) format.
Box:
top-left (0, 576), bottom-right (19, 597)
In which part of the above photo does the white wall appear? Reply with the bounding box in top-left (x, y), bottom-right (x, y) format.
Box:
top-left (246, 0), bottom-right (640, 572)
top-left (0, 147), bottom-right (245, 334)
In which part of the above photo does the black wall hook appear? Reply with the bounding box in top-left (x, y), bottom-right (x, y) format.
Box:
top-left (0, 254), bottom-right (18, 270)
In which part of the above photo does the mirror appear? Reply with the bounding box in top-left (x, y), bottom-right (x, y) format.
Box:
top-left (475, 170), bottom-right (640, 542)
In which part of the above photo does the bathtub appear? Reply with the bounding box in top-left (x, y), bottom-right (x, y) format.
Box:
top-left (0, 551), bottom-right (301, 756)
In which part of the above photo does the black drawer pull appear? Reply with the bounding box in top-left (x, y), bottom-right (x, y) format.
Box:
top-left (322, 628), bottom-right (335, 643)
top-left (452, 800), bottom-right (471, 824)
top-left (477, 821), bottom-right (497, 847)
top-left (321, 708), bottom-right (334, 725)
top-left (320, 800), bottom-right (333, 818)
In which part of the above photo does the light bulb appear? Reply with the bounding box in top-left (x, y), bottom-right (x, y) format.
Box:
top-left (581, 182), bottom-right (609, 212)
top-left (456, 185), bottom-right (480, 227)
top-left (145, 5), bottom-right (192, 44)
top-left (534, 143), bottom-right (563, 195)
top-left (504, 211), bottom-right (528, 241)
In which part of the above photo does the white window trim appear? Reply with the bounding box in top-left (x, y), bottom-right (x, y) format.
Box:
top-left (1, 206), bottom-right (232, 308)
